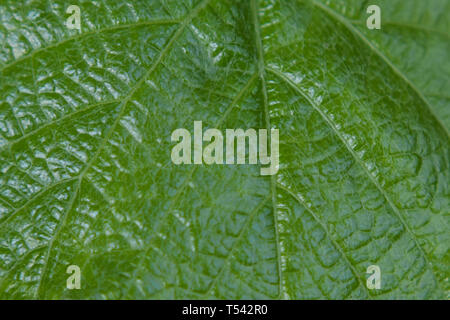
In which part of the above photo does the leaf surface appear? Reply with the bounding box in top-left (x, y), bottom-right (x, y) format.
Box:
top-left (0, 0), bottom-right (448, 299)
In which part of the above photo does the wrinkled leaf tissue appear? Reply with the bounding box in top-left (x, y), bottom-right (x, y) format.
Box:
top-left (0, 0), bottom-right (448, 300)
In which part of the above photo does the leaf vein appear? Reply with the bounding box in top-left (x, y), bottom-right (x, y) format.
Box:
top-left (309, 0), bottom-right (449, 138)
top-left (267, 66), bottom-right (445, 297)
top-left (0, 19), bottom-right (180, 73)
top-left (276, 182), bottom-right (371, 298)
top-left (33, 0), bottom-right (212, 298)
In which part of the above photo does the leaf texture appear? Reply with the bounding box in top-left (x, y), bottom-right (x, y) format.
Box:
top-left (0, 0), bottom-right (448, 299)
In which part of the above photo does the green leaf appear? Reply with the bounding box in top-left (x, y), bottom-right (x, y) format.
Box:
top-left (0, 0), bottom-right (448, 299)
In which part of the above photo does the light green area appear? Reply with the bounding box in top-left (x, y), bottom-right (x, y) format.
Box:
top-left (0, 0), bottom-right (448, 299)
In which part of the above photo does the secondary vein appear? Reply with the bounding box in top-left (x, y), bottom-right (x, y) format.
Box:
top-left (33, 0), bottom-right (211, 298)
top-left (267, 66), bottom-right (445, 297)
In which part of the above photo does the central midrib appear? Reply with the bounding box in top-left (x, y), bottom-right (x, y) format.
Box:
top-left (250, 0), bottom-right (285, 299)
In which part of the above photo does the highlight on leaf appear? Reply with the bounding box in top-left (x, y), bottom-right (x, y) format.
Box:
top-left (0, 0), bottom-right (448, 299)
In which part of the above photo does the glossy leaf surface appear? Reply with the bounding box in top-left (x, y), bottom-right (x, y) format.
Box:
top-left (0, 0), bottom-right (448, 299)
